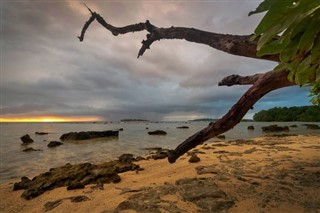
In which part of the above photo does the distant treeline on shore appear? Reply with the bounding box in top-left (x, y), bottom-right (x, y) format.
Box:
top-left (253, 106), bottom-right (320, 122)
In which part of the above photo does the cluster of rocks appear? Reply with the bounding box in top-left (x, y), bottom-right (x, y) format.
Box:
top-left (13, 153), bottom-right (140, 200)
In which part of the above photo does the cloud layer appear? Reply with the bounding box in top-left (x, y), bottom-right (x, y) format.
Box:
top-left (1, 1), bottom-right (311, 121)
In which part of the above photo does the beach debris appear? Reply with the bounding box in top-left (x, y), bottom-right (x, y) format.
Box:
top-left (247, 125), bottom-right (255, 130)
top-left (147, 130), bottom-right (167, 135)
top-left (35, 132), bottom-right (49, 135)
top-left (262, 125), bottom-right (289, 132)
top-left (13, 159), bottom-right (139, 199)
top-left (188, 154), bottom-right (201, 163)
top-left (22, 147), bottom-right (42, 152)
top-left (60, 130), bottom-right (119, 141)
top-left (20, 134), bottom-right (34, 144)
top-left (176, 126), bottom-right (189, 129)
top-left (47, 141), bottom-right (63, 147)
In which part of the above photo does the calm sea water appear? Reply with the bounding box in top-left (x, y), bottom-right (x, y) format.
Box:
top-left (0, 121), bottom-right (319, 184)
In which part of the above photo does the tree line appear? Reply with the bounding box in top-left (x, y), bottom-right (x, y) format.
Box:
top-left (253, 106), bottom-right (320, 122)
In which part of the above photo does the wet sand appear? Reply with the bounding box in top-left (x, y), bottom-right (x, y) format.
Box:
top-left (1, 134), bottom-right (319, 212)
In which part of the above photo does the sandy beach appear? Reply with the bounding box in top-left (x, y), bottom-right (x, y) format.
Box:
top-left (1, 134), bottom-right (319, 213)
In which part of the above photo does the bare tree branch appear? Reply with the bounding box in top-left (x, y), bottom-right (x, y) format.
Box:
top-left (218, 73), bottom-right (263, 86)
top-left (168, 70), bottom-right (295, 163)
top-left (78, 9), bottom-right (280, 61)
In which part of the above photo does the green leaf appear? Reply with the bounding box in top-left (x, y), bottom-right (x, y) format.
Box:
top-left (279, 36), bottom-right (300, 62)
top-left (298, 15), bottom-right (320, 52)
top-left (295, 55), bottom-right (313, 85)
top-left (273, 63), bottom-right (287, 72)
top-left (254, 0), bottom-right (298, 35)
top-left (248, 0), bottom-right (278, 16)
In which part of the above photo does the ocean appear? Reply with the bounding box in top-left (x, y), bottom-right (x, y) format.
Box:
top-left (0, 121), bottom-right (319, 184)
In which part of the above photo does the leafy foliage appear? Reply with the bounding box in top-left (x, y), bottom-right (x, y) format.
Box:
top-left (250, 0), bottom-right (320, 104)
top-left (253, 105), bottom-right (320, 122)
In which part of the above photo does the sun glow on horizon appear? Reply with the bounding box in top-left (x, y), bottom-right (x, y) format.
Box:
top-left (0, 116), bottom-right (103, 123)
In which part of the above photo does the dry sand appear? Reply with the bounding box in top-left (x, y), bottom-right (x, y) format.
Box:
top-left (1, 134), bottom-right (319, 213)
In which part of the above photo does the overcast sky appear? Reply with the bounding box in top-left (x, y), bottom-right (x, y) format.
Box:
top-left (1, 0), bottom-right (311, 121)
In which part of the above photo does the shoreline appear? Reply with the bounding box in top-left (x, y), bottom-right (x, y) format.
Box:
top-left (1, 134), bottom-right (319, 212)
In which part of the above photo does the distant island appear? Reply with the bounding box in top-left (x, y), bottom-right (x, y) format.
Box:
top-left (253, 106), bottom-right (320, 122)
top-left (120, 119), bottom-right (149, 122)
top-left (189, 118), bottom-right (217, 122)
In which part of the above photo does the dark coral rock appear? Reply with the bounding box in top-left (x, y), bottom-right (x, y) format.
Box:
top-left (176, 126), bottom-right (189, 129)
top-left (148, 130), bottom-right (167, 135)
top-left (60, 130), bottom-right (119, 141)
top-left (247, 125), bottom-right (255, 130)
top-left (188, 155), bottom-right (201, 163)
top-left (47, 141), bottom-right (63, 147)
top-left (35, 132), bottom-right (48, 135)
top-left (262, 125), bottom-right (289, 132)
top-left (67, 182), bottom-right (85, 190)
top-left (20, 134), bottom-right (34, 144)
top-left (23, 147), bottom-right (42, 152)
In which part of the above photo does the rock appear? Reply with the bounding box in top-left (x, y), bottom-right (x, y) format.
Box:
top-left (148, 130), bottom-right (167, 135)
top-left (35, 132), bottom-right (48, 135)
top-left (13, 158), bottom-right (139, 199)
top-left (290, 125), bottom-right (298, 128)
top-left (22, 147), bottom-right (42, 152)
top-left (304, 124), bottom-right (320, 129)
top-left (20, 134), bottom-right (34, 144)
top-left (119, 153), bottom-right (135, 163)
top-left (176, 126), bottom-right (189, 129)
top-left (217, 135), bottom-right (226, 139)
top-left (47, 141), bottom-right (63, 147)
top-left (119, 128), bottom-right (124, 131)
top-left (60, 130), bottom-right (119, 141)
top-left (247, 125), bottom-right (255, 130)
top-left (145, 127), bottom-right (149, 130)
top-left (188, 155), bottom-right (201, 163)
top-left (67, 182), bottom-right (85, 190)
top-left (262, 125), bottom-right (289, 132)
top-left (148, 148), bottom-right (170, 160)
top-left (70, 195), bottom-right (90, 202)
top-left (44, 199), bottom-right (63, 211)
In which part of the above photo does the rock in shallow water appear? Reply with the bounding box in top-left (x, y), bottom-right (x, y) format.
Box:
top-left (60, 130), bottom-right (119, 141)
top-left (47, 141), bottom-right (63, 147)
top-left (147, 130), bottom-right (167, 135)
top-left (20, 134), bottom-right (34, 144)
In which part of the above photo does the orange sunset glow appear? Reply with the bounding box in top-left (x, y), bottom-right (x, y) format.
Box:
top-left (0, 116), bottom-right (103, 122)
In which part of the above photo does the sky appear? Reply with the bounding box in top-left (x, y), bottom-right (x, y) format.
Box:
top-left (0, 0), bottom-right (311, 122)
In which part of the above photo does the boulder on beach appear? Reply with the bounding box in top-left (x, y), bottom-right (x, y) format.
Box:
top-left (262, 125), bottom-right (289, 132)
top-left (47, 141), bottom-right (63, 147)
top-left (60, 130), bottom-right (119, 141)
top-left (148, 130), bottom-right (167, 135)
top-left (20, 134), bottom-right (34, 144)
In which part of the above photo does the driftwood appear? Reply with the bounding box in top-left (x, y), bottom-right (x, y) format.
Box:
top-left (78, 6), bottom-right (299, 163)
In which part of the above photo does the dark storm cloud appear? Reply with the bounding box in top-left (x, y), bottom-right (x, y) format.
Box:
top-left (1, 1), bottom-right (311, 121)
